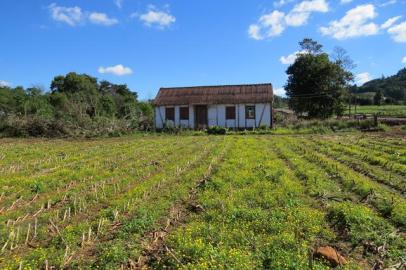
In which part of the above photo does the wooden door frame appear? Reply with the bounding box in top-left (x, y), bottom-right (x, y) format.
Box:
top-left (194, 105), bottom-right (208, 129)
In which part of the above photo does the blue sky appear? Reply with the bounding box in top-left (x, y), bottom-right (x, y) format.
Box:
top-left (0, 0), bottom-right (405, 99)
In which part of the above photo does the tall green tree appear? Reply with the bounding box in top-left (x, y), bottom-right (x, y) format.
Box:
top-left (285, 39), bottom-right (352, 118)
top-left (0, 86), bottom-right (27, 115)
top-left (98, 80), bottom-right (138, 118)
top-left (25, 87), bottom-right (54, 118)
top-left (374, 90), bottom-right (384, 105)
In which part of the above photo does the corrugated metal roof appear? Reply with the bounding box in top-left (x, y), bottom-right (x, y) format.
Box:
top-left (154, 83), bottom-right (273, 106)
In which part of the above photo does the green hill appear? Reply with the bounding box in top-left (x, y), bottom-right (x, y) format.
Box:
top-left (356, 68), bottom-right (406, 104)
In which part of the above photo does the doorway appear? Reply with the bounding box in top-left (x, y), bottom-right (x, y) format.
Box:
top-left (195, 105), bottom-right (208, 129)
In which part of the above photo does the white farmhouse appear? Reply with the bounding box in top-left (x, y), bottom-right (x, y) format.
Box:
top-left (154, 83), bottom-right (273, 130)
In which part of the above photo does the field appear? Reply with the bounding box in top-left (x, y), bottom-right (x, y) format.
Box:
top-left (0, 133), bottom-right (405, 269)
top-left (356, 105), bottom-right (406, 117)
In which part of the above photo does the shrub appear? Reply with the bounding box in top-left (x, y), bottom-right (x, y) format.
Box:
top-left (207, 126), bottom-right (227, 135)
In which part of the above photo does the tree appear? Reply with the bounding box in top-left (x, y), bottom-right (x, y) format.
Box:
top-left (98, 80), bottom-right (139, 119)
top-left (285, 39), bottom-right (351, 118)
top-left (1, 72), bottom-right (146, 137)
top-left (274, 95), bottom-right (289, 108)
top-left (25, 87), bottom-right (54, 118)
top-left (50, 72), bottom-right (100, 118)
top-left (136, 101), bottom-right (154, 130)
top-left (374, 90), bottom-right (384, 105)
top-left (331, 47), bottom-right (356, 71)
top-left (299, 38), bottom-right (323, 55)
top-left (99, 95), bottom-right (116, 117)
top-left (331, 47), bottom-right (356, 115)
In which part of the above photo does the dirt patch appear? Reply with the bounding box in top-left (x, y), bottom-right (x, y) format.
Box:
top-left (314, 246), bottom-right (347, 267)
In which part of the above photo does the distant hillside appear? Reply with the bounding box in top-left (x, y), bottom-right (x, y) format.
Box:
top-left (356, 68), bottom-right (406, 104)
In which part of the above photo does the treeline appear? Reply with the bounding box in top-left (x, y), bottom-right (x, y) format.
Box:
top-left (0, 72), bottom-right (153, 137)
top-left (274, 95), bottom-right (289, 108)
top-left (353, 68), bottom-right (406, 105)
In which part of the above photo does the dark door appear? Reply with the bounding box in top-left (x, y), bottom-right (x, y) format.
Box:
top-left (195, 105), bottom-right (208, 129)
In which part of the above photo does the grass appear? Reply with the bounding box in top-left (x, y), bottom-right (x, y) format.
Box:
top-left (355, 105), bottom-right (406, 117)
top-left (0, 132), bottom-right (405, 269)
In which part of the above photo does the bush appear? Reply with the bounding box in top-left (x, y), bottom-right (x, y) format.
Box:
top-left (207, 126), bottom-right (227, 135)
top-left (0, 114), bottom-right (135, 138)
top-left (0, 115), bottom-right (68, 137)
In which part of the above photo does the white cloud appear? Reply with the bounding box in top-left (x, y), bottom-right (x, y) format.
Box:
top-left (340, 0), bottom-right (353, 4)
top-left (291, 0), bottom-right (328, 13)
top-left (286, 0), bottom-right (329, 26)
top-left (248, 24), bottom-right (263, 40)
top-left (320, 4), bottom-right (379, 40)
top-left (402, 56), bottom-right (406, 64)
top-left (89, 12), bottom-right (118, 26)
top-left (381, 16), bottom-right (402, 29)
top-left (248, 10), bottom-right (286, 39)
top-left (274, 87), bottom-right (286, 96)
top-left (49, 3), bottom-right (118, 27)
top-left (114, 0), bottom-right (123, 9)
top-left (380, 0), bottom-right (397, 7)
top-left (249, 0), bottom-right (328, 40)
top-left (274, 0), bottom-right (295, 8)
top-left (355, 72), bottom-right (372, 85)
top-left (388, 21), bottom-right (406, 42)
top-left (285, 11), bottom-right (310, 26)
top-left (280, 51), bottom-right (306, 64)
top-left (98, 64), bottom-right (133, 76)
top-left (48, 3), bottom-right (83, 26)
top-left (0, 80), bottom-right (11, 87)
top-left (138, 6), bottom-right (176, 28)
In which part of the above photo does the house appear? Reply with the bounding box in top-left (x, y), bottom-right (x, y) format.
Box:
top-left (154, 83), bottom-right (273, 130)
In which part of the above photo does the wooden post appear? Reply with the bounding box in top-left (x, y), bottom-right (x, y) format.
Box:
top-left (25, 223), bottom-right (31, 244)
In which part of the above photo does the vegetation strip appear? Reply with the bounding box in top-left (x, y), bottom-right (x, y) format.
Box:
top-left (306, 137), bottom-right (406, 193)
top-left (0, 138), bottom-right (212, 268)
top-left (286, 137), bottom-right (406, 227)
top-left (272, 137), bottom-right (405, 267)
top-left (137, 138), bottom-right (230, 269)
top-left (1, 134), bottom-right (405, 269)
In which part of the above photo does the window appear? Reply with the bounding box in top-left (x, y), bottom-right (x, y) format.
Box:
top-left (165, 107), bottom-right (175, 121)
top-left (180, 107), bottom-right (189, 120)
top-left (226, 106), bottom-right (236, 120)
top-left (245, 106), bottom-right (256, 119)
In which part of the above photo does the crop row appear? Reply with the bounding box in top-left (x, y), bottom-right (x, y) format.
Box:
top-left (284, 137), bottom-right (406, 227)
top-left (3, 137), bottom-right (219, 268)
top-left (156, 136), bottom-right (405, 269)
top-left (0, 137), bottom-right (189, 216)
top-left (271, 138), bottom-right (405, 266)
top-left (0, 137), bottom-right (134, 174)
top-left (1, 134), bottom-right (404, 269)
top-left (158, 137), bottom-right (355, 269)
top-left (313, 136), bottom-right (406, 175)
top-left (0, 136), bottom-right (171, 180)
top-left (307, 137), bottom-right (405, 193)
top-left (0, 137), bottom-right (225, 269)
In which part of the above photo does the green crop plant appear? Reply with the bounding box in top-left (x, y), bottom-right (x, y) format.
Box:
top-left (0, 133), bottom-right (404, 269)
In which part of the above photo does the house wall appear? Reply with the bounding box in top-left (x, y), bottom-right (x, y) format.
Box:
top-left (155, 103), bottom-right (272, 129)
top-left (155, 106), bottom-right (165, 129)
top-left (236, 104), bottom-right (271, 128)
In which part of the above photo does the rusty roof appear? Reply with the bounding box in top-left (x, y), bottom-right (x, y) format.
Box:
top-left (154, 83), bottom-right (273, 106)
